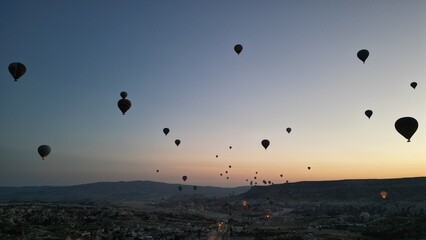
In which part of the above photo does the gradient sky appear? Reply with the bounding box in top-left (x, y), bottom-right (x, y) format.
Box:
top-left (1, 0), bottom-right (425, 187)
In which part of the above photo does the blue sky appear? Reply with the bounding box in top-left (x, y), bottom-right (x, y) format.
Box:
top-left (1, 0), bottom-right (425, 186)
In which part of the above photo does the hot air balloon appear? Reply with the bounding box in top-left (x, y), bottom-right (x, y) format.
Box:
top-left (226, 177), bottom-right (229, 180)
top-left (265, 209), bottom-right (272, 220)
top-left (156, 169), bottom-right (159, 173)
top-left (117, 92), bottom-right (131, 115)
top-left (255, 172), bottom-right (258, 174)
top-left (234, 44), bottom-right (243, 55)
top-left (411, 82), bottom-right (417, 89)
top-left (380, 191), bottom-right (388, 199)
top-left (395, 117), bottom-right (418, 142)
top-left (216, 155), bottom-right (218, 158)
top-left (120, 91), bottom-right (128, 99)
top-left (225, 171), bottom-right (228, 174)
top-left (175, 139), bottom-right (181, 146)
top-left (246, 179), bottom-right (248, 182)
top-left (229, 165), bottom-right (232, 169)
top-left (308, 166), bottom-right (311, 170)
top-left (229, 146), bottom-right (232, 149)
top-left (178, 186), bottom-right (183, 192)
top-left (263, 180), bottom-right (267, 185)
top-left (38, 145), bottom-right (51, 160)
top-left (357, 49), bottom-right (369, 63)
top-left (220, 173), bottom-right (223, 176)
top-left (286, 127), bottom-right (292, 134)
top-left (365, 110), bottom-right (373, 119)
top-left (250, 181), bottom-right (253, 185)
top-left (163, 128), bottom-right (170, 136)
top-left (254, 176), bottom-right (257, 180)
top-left (182, 175), bottom-right (187, 181)
top-left (8, 62), bottom-right (26, 81)
top-left (261, 139), bottom-right (270, 150)
top-left (268, 180), bottom-right (271, 184)
top-left (280, 174), bottom-right (283, 178)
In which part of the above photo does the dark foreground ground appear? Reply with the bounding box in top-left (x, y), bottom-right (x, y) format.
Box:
top-left (1, 197), bottom-right (426, 240)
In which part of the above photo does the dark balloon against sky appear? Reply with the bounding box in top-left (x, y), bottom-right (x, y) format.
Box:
top-left (0, 0), bottom-right (425, 186)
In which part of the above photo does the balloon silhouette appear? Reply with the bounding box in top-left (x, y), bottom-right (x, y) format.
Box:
top-left (163, 128), bottom-right (170, 136)
top-left (216, 155), bottom-right (218, 158)
top-left (229, 146), bottom-right (232, 149)
top-left (120, 91), bottom-right (128, 99)
top-left (280, 174), bottom-right (283, 178)
top-left (8, 62), bottom-right (26, 81)
top-left (220, 173), bottom-right (223, 176)
top-left (229, 165), bottom-right (232, 169)
top-left (357, 49), bottom-right (369, 63)
top-left (38, 145), bottom-right (51, 160)
top-left (175, 139), bottom-right (181, 146)
top-left (365, 110), bottom-right (373, 119)
top-left (307, 166), bottom-right (311, 170)
top-left (182, 175), bottom-right (187, 181)
top-left (117, 92), bottom-right (131, 115)
top-left (286, 128), bottom-right (292, 134)
top-left (395, 117), bottom-right (418, 142)
top-left (234, 44), bottom-right (243, 55)
top-left (411, 82), bottom-right (417, 89)
top-left (261, 139), bottom-right (270, 149)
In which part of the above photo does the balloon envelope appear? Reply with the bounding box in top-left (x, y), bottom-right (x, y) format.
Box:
top-left (182, 176), bottom-right (187, 181)
top-left (380, 191), bottom-right (388, 199)
top-left (8, 62), bottom-right (26, 81)
top-left (175, 139), bottom-right (181, 146)
top-left (38, 145), bottom-right (51, 160)
top-left (395, 117), bottom-right (418, 142)
top-left (117, 99), bottom-right (131, 115)
top-left (163, 128), bottom-right (170, 136)
top-left (286, 128), bottom-right (291, 134)
top-left (261, 139), bottom-right (270, 149)
top-left (357, 49), bottom-right (369, 63)
top-left (365, 110), bottom-right (373, 119)
top-left (411, 82), bottom-right (417, 89)
top-left (120, 91), bottom-right (128, 99)
top-left (234, 44), bottom-right (243, 54)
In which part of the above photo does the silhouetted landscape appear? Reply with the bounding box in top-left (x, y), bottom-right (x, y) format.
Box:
top-left (1, 177), bottom-right (426, 239)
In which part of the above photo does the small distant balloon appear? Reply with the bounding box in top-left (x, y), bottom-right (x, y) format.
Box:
top-left (280, 174), bottom-right (283, 178)
top-left (226, 176), bottom-right (229, 180)
top-left (234, 44), bottom-right (243, 55)
top-left (175, 139), bottom-right (181, 146)
top-left (156, 169), bottom-right (159, 173)
top-left (229, 165), bottom-right (232, 169)
top-left (246, 179), bottom-right (248, 182)
top-left (307, 166), bottom-right (311, 170)
top-left (286, 128), bottom-right (292, 134)
top-left (216, 155), bottom-right (218, 158)
top-left (220, 173), bottom-right (223, 176)
top-left (117, 92), bottom-right (131, 115)
top-left (380, 191), bottom-right (388, 199)
top-left (38, 145), bottom-right (51, 160)
top-left (254, 176), bottom-right (257, 180)
top-left (8, 62), bottom-right (26, 81)
top-left (229, 146), bottom-right (232, 149)
top-left (163, 128), bottom-right (170, 136)
top-left (182, 175), bottom-right (187, 181)
top-left (120, 91), bottom-right (128, 99)
top-left (365, 110), bottom-right (373, 119)
top-left (263, 180), bottom-right (267, 185)
top-left (395, 117), bottom-right (418, 142)
top-left (261, 139), bottom-right (270, 150)
top-left (357, 49), bottom-right (369, 63)
top-left (411, 82), bottom-right (417, 89)
top-left (255, 172), bottom-right (258, 174)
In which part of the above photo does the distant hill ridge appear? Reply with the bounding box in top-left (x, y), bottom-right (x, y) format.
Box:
top-left (0, 180), bottom-right (250, 203)
top-left (242, 177), bottom-right (426, 202)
